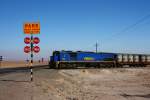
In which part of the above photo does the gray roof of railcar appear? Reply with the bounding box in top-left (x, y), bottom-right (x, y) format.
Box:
top-left (56, 50), bottom-right (150, 56)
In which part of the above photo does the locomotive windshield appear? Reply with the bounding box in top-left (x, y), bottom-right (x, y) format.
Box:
top-left (53, 51), bottom-right (60, 56)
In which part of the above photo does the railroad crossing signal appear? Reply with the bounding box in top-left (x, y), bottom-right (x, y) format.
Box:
top-left (23, 22), bottom-right (40, 82)
top-left (24, 37), bottom-right (40, 53)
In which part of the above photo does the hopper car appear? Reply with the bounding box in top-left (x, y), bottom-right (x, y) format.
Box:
top-left (49, 51), bottom-right (150, 69)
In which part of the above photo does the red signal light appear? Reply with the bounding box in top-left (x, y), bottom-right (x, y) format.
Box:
top-left (33, 46), bottom-right (40, 53)
top-left (24, 46), bottom-right (30, 53)
top-left (33, 37), bottom-right (40, 44)
top-left (24, 37), bottom-right (31, 44)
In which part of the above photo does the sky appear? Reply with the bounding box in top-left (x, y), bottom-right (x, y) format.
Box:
top-left (0, 0), bottom-right (150, 61)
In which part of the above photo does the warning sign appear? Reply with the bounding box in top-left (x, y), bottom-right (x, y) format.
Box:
top-left (24, 22), bottom-right (40, 34)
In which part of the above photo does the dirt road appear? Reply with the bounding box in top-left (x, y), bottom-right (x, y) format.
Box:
top-left (0, 66), bottom-right (150, 100)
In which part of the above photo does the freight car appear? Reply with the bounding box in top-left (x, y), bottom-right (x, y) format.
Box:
top-left (49, 50), bottom-right (150, 68)
top-left (116, 53), bottom-right (150, 67)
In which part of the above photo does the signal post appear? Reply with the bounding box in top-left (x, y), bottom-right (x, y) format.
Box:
top-left (24, 22), bottom-right (40, 82)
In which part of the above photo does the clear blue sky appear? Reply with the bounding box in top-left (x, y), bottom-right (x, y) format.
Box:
top-left (0, 0), bottom-right (150, 61)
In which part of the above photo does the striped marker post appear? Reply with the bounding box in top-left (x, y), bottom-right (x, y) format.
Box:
top-left (30, 35), bottom-right (33, 82)
top-left (30, 60), bottom-right (33, 81)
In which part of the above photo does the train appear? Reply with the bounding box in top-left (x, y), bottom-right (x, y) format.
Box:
top-left (49, 50), bottom-right (150, 68)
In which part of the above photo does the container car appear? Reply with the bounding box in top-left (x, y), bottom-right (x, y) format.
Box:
top-left (116, 53), bottom-right (150, 67)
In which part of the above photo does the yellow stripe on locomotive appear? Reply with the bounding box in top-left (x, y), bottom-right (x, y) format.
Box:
top-left (84, 57), bottom-right (95, 61)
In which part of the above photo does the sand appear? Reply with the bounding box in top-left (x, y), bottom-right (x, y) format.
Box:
top-left (0, 66), bottom-right (150, 100)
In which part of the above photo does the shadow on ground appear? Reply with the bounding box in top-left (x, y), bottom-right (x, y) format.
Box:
top-left (0, 79), bottom-right (30, 83)
top-left (121, 93), bottom-right (150, 98)
top-left (0, 65), bottom-right (48, 74)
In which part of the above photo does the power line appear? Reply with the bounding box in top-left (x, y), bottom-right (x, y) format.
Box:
top-left (95, 14), bottom-right (150, 51)
top-left (112, 13), bottom-right (150, 37)
top-left (100, 13), bottom-right (150, 51)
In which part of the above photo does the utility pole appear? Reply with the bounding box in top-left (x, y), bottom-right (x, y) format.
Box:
top-left (95, 42), bottom-right (98, 53)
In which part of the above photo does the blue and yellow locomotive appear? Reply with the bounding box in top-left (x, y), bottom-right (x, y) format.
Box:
top-left (49, 50), bottom-right (117, 68)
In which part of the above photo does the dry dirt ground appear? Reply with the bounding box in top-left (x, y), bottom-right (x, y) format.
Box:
top-left (0, 66), bottom-right (150, 100)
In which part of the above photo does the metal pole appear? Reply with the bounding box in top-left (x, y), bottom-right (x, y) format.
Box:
top-left (30, 34), bottom-right (33, 82)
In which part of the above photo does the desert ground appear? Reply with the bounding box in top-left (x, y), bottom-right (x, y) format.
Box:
top-left (0, 65), bottom-right (150, 100)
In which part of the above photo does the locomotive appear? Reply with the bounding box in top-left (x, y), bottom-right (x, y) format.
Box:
top-left (49, 50), bottom-right (150, 68)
